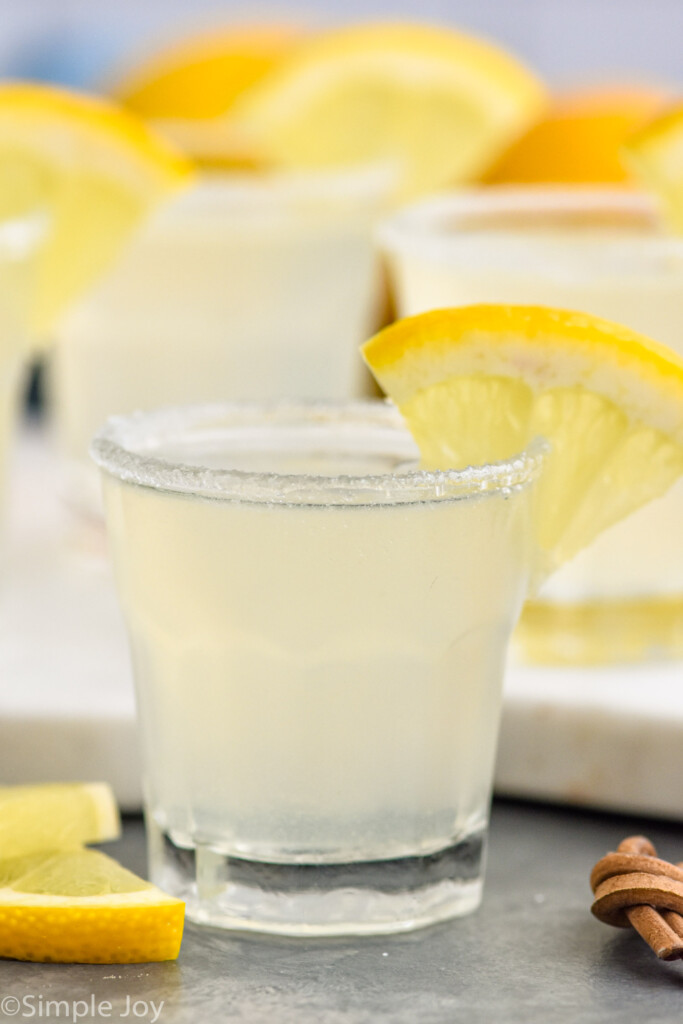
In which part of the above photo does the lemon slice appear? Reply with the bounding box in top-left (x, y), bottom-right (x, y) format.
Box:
top-left (112, 23), bottom-right (307, 168)
top-left (227, 22), bottom-right (547, 198)
top-left (113, 23), bottom-right (306, 121)
top-left (0, 782), bottom-right (120, 859)
top-left (486, 84), bottom-right (669, 185)
top-left (623, 102), bottom-right (683, 232)
top-left (362, 305), bottom-right (683, 572)
top-left (0, 848), bottom-right (184, 962)
top-left (0, 82), bottom-right (193, 336)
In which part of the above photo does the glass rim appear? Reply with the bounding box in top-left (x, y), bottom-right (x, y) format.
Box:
top-left (90, 400), bottom-right (546, 506)
top-left (377, 185), bottom-right (683, 262)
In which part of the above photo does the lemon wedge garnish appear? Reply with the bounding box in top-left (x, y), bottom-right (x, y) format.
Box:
top-left (623, 101), bottom-right (683, 232)
top-left (0, 782), bottom-right (120, 859)
top-left (486, 84), bottom-right (670, 185)
top-left (113, 23), bottom-right (307, 121)
top-left (362, 305), bottom-right (683, 573)
top-left (111, 23), bottom-right (307, 168)
top-left (0, 848), bottom-right (184, 963)
top-left (226, 21), bottom-right (546, 199)
top-left (0, 82), bottom-right (193, 336)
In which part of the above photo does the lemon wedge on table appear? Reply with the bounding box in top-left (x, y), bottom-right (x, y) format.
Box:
top-left (623, 102), bottom-right (683, 232)
top-left (0, 782), bottom-right (120, 859)
top-left (0, 848), bottom-right (184, 963)
top-left (226, 22), bottom-right (547, 199)
top-left (362, 306), bottom-right (683, 576)
top-left (0, 82), bottom-right (193, 337)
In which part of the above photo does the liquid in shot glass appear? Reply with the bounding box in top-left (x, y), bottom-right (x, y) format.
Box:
top-left (92, 401), bottom-right (541, 936)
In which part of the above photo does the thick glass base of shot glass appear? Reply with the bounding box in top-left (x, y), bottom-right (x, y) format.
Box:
top-left (147, 817), bottom-right (485, 936)
top-left (516, 596), bottom-right (683, 665)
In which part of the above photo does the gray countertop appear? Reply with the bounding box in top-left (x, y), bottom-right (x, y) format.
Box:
top-left (3, 800), bottom-right (683, 1023)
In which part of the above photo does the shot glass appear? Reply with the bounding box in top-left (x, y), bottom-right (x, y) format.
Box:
top-left (92, 401), bottom-right (541, 935)
top-left (50, 167), bottom-right (391, 513)
top-left (378, 187), bottom-right (683, 663)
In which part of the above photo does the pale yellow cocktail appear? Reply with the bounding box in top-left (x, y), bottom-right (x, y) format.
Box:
top-left (93, 305), bottom-right (683, 936)
top-left (93, 401), bottom-right (538, 934)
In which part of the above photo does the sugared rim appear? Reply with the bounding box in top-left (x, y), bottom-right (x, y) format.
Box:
top-left (377, 185), bottom-right (683, 264)
top-left (90, 400), bottom-right (545, 506)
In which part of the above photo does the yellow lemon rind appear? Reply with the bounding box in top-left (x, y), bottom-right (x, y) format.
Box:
top-left (362, 305), bottom-right (683, 443)
top-left (113, 23), bottom-right (307, 121)
top-left (0, 81), bottom-right (193, 185)
top-left (0, 889), bottom-right (184, 963)
top-left (0, 848), bottom-right (184, 964)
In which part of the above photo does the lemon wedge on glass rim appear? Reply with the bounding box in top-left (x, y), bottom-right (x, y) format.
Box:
top-left (623, 101), bottom-right (683, 233)
top-left (362, 305), bottom-right (683, 580)
top-left (110, 22), bottom-right (308, 168)
top-left (0, 848), bottom-right (184, 963)
top-left (224, 21), bottom-right (547, 199)
top-left (486, 84), bottom-right (670, 185)
top-left (112, 22), bottom-right (307, 121)
top-left (0, 81), bottom-right (193, 338)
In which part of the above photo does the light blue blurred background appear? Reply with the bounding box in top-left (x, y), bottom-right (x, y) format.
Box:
top-left (0, 0), bottom-right (681, 92)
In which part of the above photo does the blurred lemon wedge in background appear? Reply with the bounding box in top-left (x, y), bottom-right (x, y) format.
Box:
top-left (362, 306), bottom-right (683, 574)
top-left (113, 22), bottom-right (307, 121)
top-left (226, 22), bottom-right (547, 198)
top-left (111, 22), bottom-right (307, 168)
top-left (623, 101), bottom-right (683, 232)
top-left (0, 848), bottom-right (184, 963)
top-left (485, 84), bottom-right (670, 185)
top-left (0, 82), bottom-right (193, 337)
top-left (0, 782), bottom-right (119, 859)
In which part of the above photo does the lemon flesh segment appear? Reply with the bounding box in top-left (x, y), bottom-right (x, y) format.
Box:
top-left (362, 305), bottom-right (683, 572)
top-left (0, 83), bottom-right (193, 337)
top-left (0, 849), bottom-right (184, 963)
top-left (0, 782), bottom-right (120, 860)
top-left (229, 22), bottom-right (547, 199)
top-left (623, 102), bottom-right (683, 233)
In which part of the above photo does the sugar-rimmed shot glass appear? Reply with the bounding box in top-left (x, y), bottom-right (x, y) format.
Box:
top-left (92, 400), bottom-right (543, 936)
top-left (378, 187), bottom-right (683, 664)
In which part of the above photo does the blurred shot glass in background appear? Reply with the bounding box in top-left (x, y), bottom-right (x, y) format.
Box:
top-left (92, 401), bottom-right (539, 935)
top-left (0, 208), bottom-right (44, 532)
top-left (378, 187), bottom-right (683, 664)
top-left (50, 167), bottom-right (391, 515)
